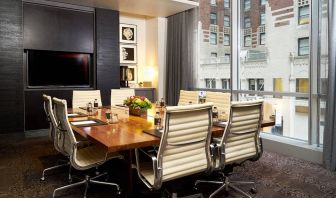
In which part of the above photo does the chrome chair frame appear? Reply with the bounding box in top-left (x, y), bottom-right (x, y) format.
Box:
top-left (195, 100), bottom-right (264, 198)
top-left (52, 98), bottom-right (122, 198)
top-left (41, 94), bottom-right (70, 181)
top-left (135, 103), bottom-right (214, 191)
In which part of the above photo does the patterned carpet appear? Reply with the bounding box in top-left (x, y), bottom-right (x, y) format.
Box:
top-left (0, 133), bottom-right (336, 198)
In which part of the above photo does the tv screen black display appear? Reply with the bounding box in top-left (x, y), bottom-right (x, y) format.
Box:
top-left (27, 50), bottom-right (92, 87)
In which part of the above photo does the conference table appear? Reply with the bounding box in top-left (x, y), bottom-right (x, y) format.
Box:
top-left (68, 106), bottom-right (275, 197)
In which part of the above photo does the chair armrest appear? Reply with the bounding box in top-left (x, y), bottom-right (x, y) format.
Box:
top-left (134, 148), bottom-right (161, 189)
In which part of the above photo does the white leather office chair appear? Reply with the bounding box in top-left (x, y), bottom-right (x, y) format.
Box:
top-left (72, 90), bottom-right (102, 108)
top-left (205, 91), bottom-right (231, 121)
top-left (52, 98), bottom-right (123, 198)
top-left (111, 88), bottom-right (135, 105)
top-left (41, 94), bottom-right (70, 181)
top-left (178, 90), bottom-right (199, 105)
top-left (195, 100), bottom-right (264, 198)
top-left (135, 103), bottom-right (214, 192)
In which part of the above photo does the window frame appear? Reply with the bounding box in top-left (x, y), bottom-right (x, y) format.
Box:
top-left (224, 15), bottom-right (230, 27)
top-left (260, 33), bottom-right (266, 45)
top-left (210, 32), bottom-right (217, 45)
top-left (224, 0), bottom-right (230, 8)
top-left (244, 0), bottom-right (251, 11)
top-left (298, 37), bottom-right (310, 56)
top-left (210, 12), bottom-right (217, 25)
top-left (224, 34), bottom-right (230, 46)
top-left (298, 5), bottom-right (310, 25)
top-left (244, 17), bottom-right (251, 28)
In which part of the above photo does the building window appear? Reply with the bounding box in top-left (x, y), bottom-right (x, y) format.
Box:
top-left (273, 78), bottom-right (283, 92)
top-left (224, 34), bottom-right (230, 46)
top-left (248, 78), bottom-right (264, 91)
top-left (206, 78), bottom-right (216, 89)
top-left (298, 37), bottom-right (309, 56)
top-left (210, 0), bottom-right (216, 6)
top-left (244, 35), bottom-right (251, 47)
top-left (260, 33), bottom-right (266, 45)
top-left (244, 17), bottom-right (251, 28)
top-left (244, 0), bottom-right (251, 11)
top-left (211, 52), bottom-right (217, 57)
top-left (224, 15), bottom-right (230, 27)
top-left (224, 0), bottom-right (230, 8)
top-left (221, 79), bottom-right (230, 89)
top-left (210, 12), bottom-right (217, 25)
top-left (299, 5), bottom-right (309, 25)
top-left (260, 0), bottom-right (267, 5)
top-left (296, 78), bottom-right (309, 93)
top-left (210, 32), bottom-right (217, 45)
top-left (260, 13), bottom-right (266, 25)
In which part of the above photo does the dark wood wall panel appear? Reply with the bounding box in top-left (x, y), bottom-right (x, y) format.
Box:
top-left (25, 90), bottom-right (73, 130)
top-left (23, 3), bottom-right (94, 53)
top-left (0, 0), bottom-right (24, 133)
top-left (96, 9), bottom-right (120, 105)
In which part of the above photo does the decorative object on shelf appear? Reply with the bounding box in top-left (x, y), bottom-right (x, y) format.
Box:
top-left (124, 96), bottom-right (152, 117)
top-left (127, 65), bottom-right (137, 83)
top-left (120, 44), bottom-right (137, 64)
top-left (120, 23), bottom-right (137, 44)
top-left (139, 82), bottom-right (144, 87)
top-left (120, 66), bottom-right (129, 87)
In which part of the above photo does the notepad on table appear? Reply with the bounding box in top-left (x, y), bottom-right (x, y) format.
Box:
top-left (71, 120), bottom-right (96, 125)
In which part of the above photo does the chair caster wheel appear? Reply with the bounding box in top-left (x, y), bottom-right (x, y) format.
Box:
top-left (193, 186), bottom-right (198, 191)
top-left (117, 189), bottom-right (122, 195)
top-left (250, 187), bottom-right (257, 194)
top-left (40, 177), bottom-right (45, 181)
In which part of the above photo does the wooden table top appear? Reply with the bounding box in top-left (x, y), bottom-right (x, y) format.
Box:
top-left (68, 107), bottom-right (275, 153)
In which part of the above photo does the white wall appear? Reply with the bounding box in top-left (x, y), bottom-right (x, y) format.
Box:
top-left (120, 14), bottom-right (167, 101)
top-left (120, 14), bottom-right (147, 83)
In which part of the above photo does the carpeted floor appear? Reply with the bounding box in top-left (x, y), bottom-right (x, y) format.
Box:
top-left (0, 133), bottom-right (336, 198)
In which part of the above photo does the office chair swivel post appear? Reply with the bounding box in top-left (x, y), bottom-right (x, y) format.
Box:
top-left (52, 171), bottom-right (121, 198)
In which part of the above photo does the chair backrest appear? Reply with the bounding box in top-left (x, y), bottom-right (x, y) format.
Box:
top-left (155, 103), bottom-right (213, 187)
top-left (205, 91), bottom-right (231, 120)
top-left (42, 94), bottom-right (55, 141)
top-left (72, 90), bottom-right (102, 108)
top-left (111, 89), bottom-right (135, 105)
top-left (178, 90), bottom-right (199, 105)
top-left (53, 98), bottom-right (77, 158)
top-left (219, 100), bottom-right (263, 166)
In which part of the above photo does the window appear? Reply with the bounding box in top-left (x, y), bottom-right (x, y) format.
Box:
top-left (244, 0), bottom-right (251, 11)
top-left (296, 78), bottom-right (309, 93)
top-left (273, 78), bottom-right (283, 92)
top-left (222, 79), bottom-right (230, 89)
top-left (299, 5), bottom-right (309, 25)
top-left (224, 0), bottom-right (230, 8)
top-left (224, 15), bottom-right (230, 27)
top-left (298, 37), bottom-right (309, 56)
top-left (244, 35), bottom-right (251, 47)
top-left (260, 13), bottom-right (265, 25)
top-left (248, 79), bottom-right (264, 91)
top-left (260, 0), bottom-right (267, 5)
top-left (210, 32), bottom-right (217, 45)
top-left (244, 17), bottom-right (251, 28)
top-left (211, 52), bottom-right (217, 57)
top-left (260, 33), bottom-right (266, 45)
top-left (210, 0), bottom-right (216, 6)
top-left (210, 12), bottom-right (217, 25)
top-left (205, 78), bottom-right (216, 88)
top-left (224, 34), bottom-right (230, 46)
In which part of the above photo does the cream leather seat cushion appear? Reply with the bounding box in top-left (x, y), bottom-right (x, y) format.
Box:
top-left (75, 145), bottom-right (121, 168)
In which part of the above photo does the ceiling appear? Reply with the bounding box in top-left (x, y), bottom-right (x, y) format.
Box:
top-left (45, 0), bottom-right (199, 17)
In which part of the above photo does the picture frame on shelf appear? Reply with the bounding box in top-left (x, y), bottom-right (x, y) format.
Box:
top-left (126, 65), bottom-right (137, 84)
top-left (120, 23), bottom-right (137, 44)
top-left (120, 45), bottom-right (137, 64)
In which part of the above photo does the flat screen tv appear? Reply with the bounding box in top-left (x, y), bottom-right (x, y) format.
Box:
top-left (27, 50), bottom-right (93, 88)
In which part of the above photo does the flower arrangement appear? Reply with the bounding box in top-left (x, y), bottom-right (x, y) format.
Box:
top-left (123, 96), bottom-right (152, 111)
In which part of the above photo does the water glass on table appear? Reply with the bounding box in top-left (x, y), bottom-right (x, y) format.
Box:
top-left (105, 109), bottom-right (112, 123)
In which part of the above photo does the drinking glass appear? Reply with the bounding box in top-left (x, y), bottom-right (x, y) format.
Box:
top-left (105, 109), bottom-right (111, 123)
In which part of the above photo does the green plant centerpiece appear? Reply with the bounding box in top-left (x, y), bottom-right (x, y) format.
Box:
top-left (123, 96), bottom-right (152, 117)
